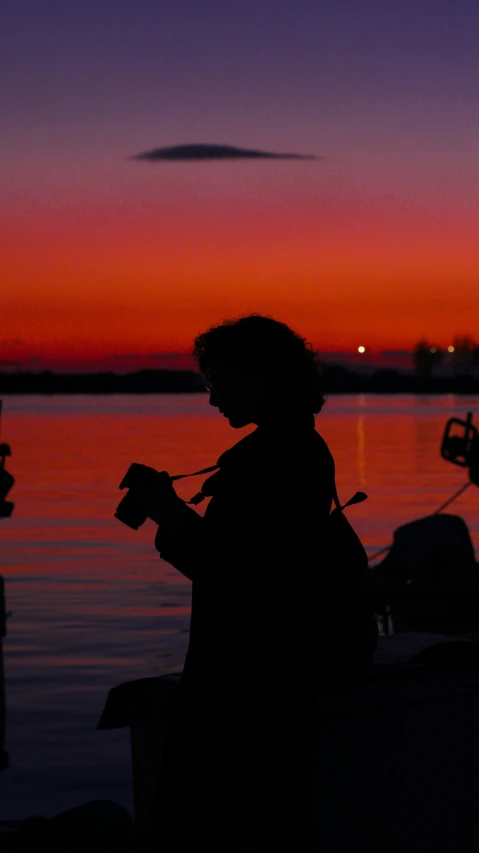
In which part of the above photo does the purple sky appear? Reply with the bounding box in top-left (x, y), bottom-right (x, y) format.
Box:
top-left (4, 0), bottom-right (479, 194)
top-left (3, 0), bottom-right (479, 370)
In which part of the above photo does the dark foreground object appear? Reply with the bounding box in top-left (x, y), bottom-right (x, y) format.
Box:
top-left (99, 633), bottom-right (479, 852)
top-left (0, 577), bottom-right (9, 771)
top-left (0, 801), bottom-right (134, 852)
top-left (372, 514), bottom-right (479, 634)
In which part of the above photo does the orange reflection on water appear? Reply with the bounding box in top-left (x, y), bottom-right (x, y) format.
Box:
top-left (2, 393), bottom-right (479, 570)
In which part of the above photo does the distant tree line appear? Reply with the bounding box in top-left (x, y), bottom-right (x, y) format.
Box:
top-left (1, 364), bottom-right (479, 395)
top-left (413, 336), bottom-right (479, 377)
top-left (0, 369), bottom-right (205, 395)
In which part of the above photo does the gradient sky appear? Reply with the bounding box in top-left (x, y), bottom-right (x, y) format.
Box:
top-left (2, 0), bottom-right (479, 370)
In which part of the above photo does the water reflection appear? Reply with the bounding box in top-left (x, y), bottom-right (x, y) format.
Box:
top-left (0, 393), bottom-right (478, 816)
top-left (357, 414), bottom-right (367, 486)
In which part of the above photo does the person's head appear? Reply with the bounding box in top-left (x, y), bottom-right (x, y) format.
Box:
top-left (192, 313), bottom-right (326, 428)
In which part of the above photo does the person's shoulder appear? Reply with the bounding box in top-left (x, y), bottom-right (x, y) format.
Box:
top-left (216, 429), bottom-right (262, 468)
top-left (203, 425), bottom-right (334, 501)
top-left (217, 425), bottom-right (334, 476)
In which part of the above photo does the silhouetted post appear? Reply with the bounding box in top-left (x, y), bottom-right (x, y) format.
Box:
top-left (381, 605), bottom-right (390, 635)
top-left (0, 401), bottom-right (12, 769)
top-left (0, 577), bottom-right (8, 770)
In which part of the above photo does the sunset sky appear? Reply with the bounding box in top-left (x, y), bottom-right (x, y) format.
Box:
top-left (2, 0), bottom-right (479, 371)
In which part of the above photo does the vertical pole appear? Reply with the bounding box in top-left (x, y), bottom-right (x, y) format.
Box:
top-left (0, 398), bottom-right (11, 768)
top-left (0, 400), bottom-right (10, 768)
top-left (0, 577), bottom-right (8, 770)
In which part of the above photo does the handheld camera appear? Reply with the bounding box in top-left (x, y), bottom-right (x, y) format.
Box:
top-left (114, 463), bottom-right (171, 530)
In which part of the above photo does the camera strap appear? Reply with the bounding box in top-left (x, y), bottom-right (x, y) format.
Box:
top-left (170, 464), bottom-right (219, 505)
top-left (172, 463), bottom-right (367, 510)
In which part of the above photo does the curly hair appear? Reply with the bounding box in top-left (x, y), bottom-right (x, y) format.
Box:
top-left (192, 313), bottom-right (326, 414)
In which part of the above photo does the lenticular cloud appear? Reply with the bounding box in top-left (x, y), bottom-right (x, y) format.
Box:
top-left (131, 143), bottom-right (317, 161)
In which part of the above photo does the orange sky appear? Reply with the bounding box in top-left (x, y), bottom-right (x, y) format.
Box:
top-left (3, 188), bottom-right (479, 369)
top-left (3, 2), bottom-right (479, 371)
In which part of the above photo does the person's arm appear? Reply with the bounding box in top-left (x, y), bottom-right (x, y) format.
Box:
top-left (132, 467), bottom-right (214, 582)
top-left (154, 502), bottom-right (211, 582)
top-left (152, 476), bottom-right (292, 584)
top-left (154, 456), bottom-right (333, 582)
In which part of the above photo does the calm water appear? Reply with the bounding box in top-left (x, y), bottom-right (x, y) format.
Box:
top-left (0, 393), bottom-right (478, 818)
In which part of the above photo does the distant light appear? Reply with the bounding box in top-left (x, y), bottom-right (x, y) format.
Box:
top-left (430, 347), bottom-right (437, 353)
top-left (357, 346), bottom-right (366, 354)
top-left (448, 345), bottom-right (455, 353)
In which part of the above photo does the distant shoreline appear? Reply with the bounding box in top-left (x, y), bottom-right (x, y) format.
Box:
top-left (1, 367), bottom-right (479, 395)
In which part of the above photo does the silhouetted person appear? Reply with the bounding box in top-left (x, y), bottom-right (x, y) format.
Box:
top-left (144, 315), bottom-right (376, 851)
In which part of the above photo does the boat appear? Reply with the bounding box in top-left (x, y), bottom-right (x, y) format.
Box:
top-left (370, 411), bottom-right (479, 636)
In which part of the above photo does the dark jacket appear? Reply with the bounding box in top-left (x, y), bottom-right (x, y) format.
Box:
top-left (155, 415), bottom-right (335, 687)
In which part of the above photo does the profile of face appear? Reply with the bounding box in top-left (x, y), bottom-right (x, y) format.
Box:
top-left (206, 366), bottom-right (266, 429)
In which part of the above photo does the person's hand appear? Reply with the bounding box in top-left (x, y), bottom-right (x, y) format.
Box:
top-left (138, 467), bottom-right (185, 531)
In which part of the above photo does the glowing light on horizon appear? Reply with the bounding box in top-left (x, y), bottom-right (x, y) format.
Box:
top-left (448, 345), bottom-right (455, 353)
top-left (358, 346), bottom-right (366, 354)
